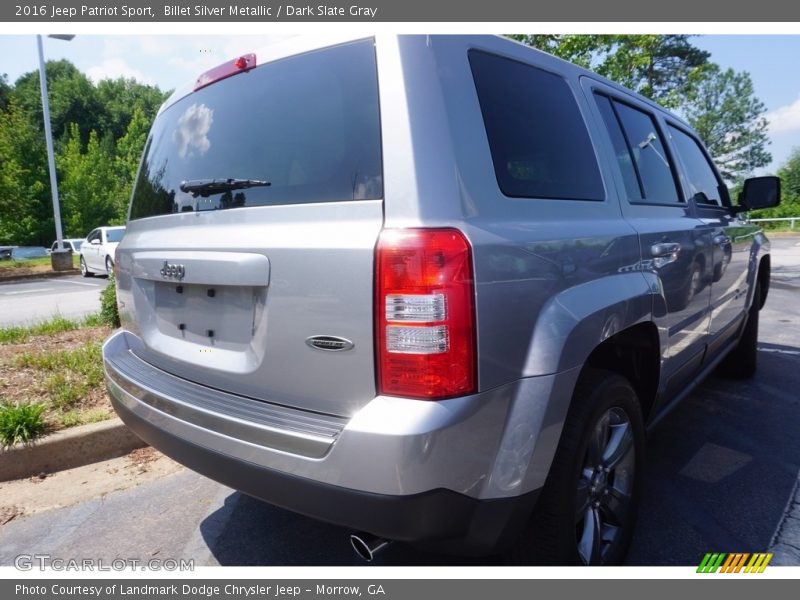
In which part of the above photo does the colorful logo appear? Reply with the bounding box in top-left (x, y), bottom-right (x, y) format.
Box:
top-left (697, 552), bottom-right (773, 573)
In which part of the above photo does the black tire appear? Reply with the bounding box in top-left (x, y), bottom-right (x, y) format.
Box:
top-left (506, 368), bottom-right (644, 565)
top-left (105, 256), bottom-right (114, 276)
top-left (718, 282), bottom-right (760, 379)
top-left (80, 256), bottom-right (94, 278)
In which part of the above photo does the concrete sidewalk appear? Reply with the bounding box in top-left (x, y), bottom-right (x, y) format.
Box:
top-left (770, 475), bottom-right (800, 565)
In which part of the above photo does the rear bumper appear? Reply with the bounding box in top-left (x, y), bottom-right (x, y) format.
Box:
top-left (111, 394), bottom-right (537, 554)
top-left (104, 330), bottom-right (578, 552)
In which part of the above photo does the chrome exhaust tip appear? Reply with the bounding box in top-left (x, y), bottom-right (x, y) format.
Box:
top-left (350, 533), bottom-right (390, 562)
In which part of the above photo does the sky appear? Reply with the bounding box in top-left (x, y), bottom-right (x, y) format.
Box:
top-left (0, 34), bottom-right (798, 172)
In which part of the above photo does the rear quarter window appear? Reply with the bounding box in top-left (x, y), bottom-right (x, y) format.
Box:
top-left (469, 50), bottom-right (604, 201)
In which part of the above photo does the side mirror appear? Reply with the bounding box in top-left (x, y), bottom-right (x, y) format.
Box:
top-left (737, 176), bottom-right (781, 212)
top-left (90, 238), bottom-right (100, 245)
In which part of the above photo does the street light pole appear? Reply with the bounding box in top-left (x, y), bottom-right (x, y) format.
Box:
top-left (36, 34), bottom-right (74, 270)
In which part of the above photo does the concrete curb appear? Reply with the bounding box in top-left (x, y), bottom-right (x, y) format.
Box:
top-left (0, 269), bottom-right (80, 284)
top-left (0, 418), bottom-right (146, 482)
top-left (769, 473), bottom-right (800, 565)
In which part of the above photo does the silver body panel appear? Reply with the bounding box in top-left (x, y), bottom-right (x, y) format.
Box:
top-left (105, 329), bottom-right (580, 499)
top-left (105, 34), bottom-right (769, 522)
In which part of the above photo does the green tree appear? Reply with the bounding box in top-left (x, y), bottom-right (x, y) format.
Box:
top-left (0, 73), bottom-right (11, 111)
top-left (95, 77), bottom-right (167, 141)
top-left (508, 34), bottom-right (709, 108)
top-left (683, 64), bottom-right (771, 182)
top-left (113, 105), bottom-right (151, 218)
top-left (0, 59), bottom-right (165, 246)
top-left (777, 147), bottom-right (800, 199)
top-left (11, 60), bottom-right (102, 145)
top-left (508, 34), bottom-right (606, 69)
top-left (58, 124), bottom-right (120, 237)
top-left (0, 99), bottom-right (50, 246)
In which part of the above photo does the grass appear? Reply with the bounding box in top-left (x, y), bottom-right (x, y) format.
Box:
top-left (0, 313), bottom-right (104, 345)
top-left (59, 408), bottom-right (109, 428)
top-left (0, 257), bottom-right (51, 269)
top-left (15, 342), bottom-right (104, 394)
top-left (0, 401), bottom-right (47, 447)
top-left (0, 318), bottom-right (113, 437)
top-left (0, 255), bottom-right (79, 271)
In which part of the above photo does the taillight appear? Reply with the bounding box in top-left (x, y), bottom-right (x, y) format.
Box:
top-left (194, 53), bottom-right (256, 91)
top-left (375, 228), bottom-right (476, 399)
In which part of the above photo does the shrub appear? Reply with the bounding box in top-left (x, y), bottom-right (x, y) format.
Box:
top-left (100, 276), bottom-right (121, 328)
top-left (0, 401), bottom-right (46, 447)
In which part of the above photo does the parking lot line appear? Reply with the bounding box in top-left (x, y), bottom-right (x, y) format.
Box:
top-left (50, 278), bottom-right (106, 287)
top-left (0, 288), bottom-right (55, 296)
top-left (758, 347), bottom-right (800, 356)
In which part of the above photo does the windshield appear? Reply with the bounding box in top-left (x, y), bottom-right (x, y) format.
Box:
top-left (106, 229), bottom-right (125, 243)
top-left (129, 39), bottom-right (382, 220)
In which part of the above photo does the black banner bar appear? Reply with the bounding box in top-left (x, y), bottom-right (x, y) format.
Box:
top-left (4, 579), bottom-right (800, 600)
top-left (3, 0), bottom-right (800, 22)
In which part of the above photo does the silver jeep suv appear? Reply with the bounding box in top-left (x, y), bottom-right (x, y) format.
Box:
top-left (103, 35), bottom-right (781, 565)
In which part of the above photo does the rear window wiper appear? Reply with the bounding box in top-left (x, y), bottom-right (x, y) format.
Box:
top-left (179, 178), bottom-right (271, 198)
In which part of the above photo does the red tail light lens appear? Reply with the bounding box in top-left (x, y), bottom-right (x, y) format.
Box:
top-left (375, 228), bottom-right (476, 399)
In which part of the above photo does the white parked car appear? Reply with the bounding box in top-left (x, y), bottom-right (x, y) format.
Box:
top-left (50, 238), bottom-right (85, 254)
top-left (79, 226), bottom-right (125, 277)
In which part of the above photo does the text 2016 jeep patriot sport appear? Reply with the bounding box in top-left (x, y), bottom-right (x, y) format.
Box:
top-left (103, 35), bottom-right (781, 565)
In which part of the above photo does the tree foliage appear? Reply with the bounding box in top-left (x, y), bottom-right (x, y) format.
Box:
top-left (777, 147), bottom-right (800, 199)
top-left (508, 34), bottom-right (771, 182)
top-left (0, 74), bottom-right (11, 111)
top-left (508, 34), bottom-right (709, 109)
top-left (0, 99), bottom-right (49, 246)
top-left (683, 65), bottom-right (771, 181)
top-left (58, 124), bottom-right (119, 236)
top-left (11, 60), bottom-right (103, 145)
top-left (750, 147), bottom-right (800, 222)
top-left (0, 60), bottom-right (168, 246)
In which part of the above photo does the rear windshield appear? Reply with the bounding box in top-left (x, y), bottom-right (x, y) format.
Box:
top-left (129, 39), bottom-right (382, 220)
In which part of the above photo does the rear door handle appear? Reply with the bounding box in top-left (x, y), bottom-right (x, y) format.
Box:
top-left (650, 242), bottom-right (681, 257)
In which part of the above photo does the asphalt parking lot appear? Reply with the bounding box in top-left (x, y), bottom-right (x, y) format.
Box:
top-left (0, 275), bottom-right (109, 327)
top-left (0, 237), bottom-right (798, 567)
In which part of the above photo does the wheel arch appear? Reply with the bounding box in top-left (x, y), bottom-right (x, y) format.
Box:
top-left (581, 322), bottom-right (661, 423)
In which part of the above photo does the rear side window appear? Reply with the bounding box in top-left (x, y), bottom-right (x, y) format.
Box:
top-left (469, 50), bottom-right (604, 201)
top-left (130, 39), bottom-right (382, 220)
top-left (668, 125), bottom-right (725, 207)
top-left (106, 229), bottom-right (125, 242)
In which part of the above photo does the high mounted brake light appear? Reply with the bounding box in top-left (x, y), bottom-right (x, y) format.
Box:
top-left (194, 54), bottom-right (256, 90)
top-left (375, 228), bottom-right (477, 399)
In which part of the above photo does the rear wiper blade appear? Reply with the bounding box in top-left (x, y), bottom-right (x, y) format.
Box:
top-left (179, 178), bottom-right (271, 198)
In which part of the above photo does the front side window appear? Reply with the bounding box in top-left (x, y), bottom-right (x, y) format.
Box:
top-left (469, 50), bottom-right (604, 201)
top-left (668, 125), bottom-right (726, 207)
